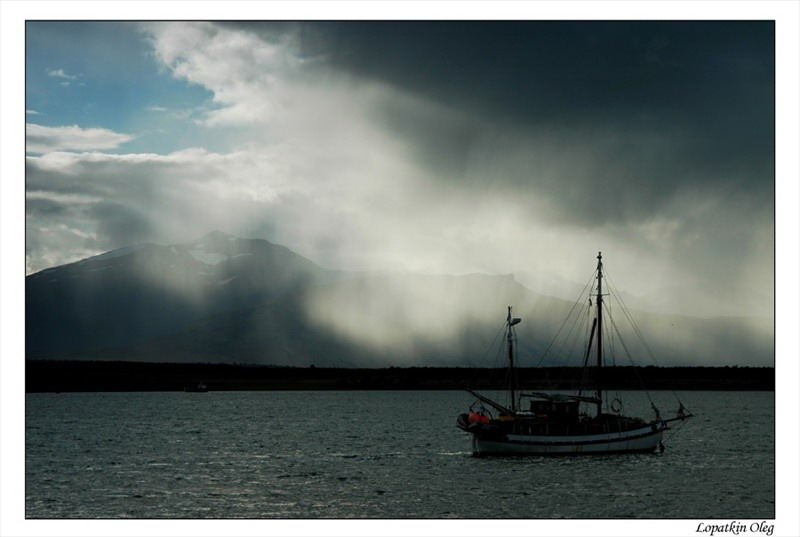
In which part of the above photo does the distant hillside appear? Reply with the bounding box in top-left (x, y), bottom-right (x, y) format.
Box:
top-left (26, 233), bottom-right (774, 367)
top-left (26, 231), bottom-right (335, 354)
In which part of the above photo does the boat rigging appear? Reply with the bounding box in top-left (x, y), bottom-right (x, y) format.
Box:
top-left (456, 252), bottom-right (693, 456)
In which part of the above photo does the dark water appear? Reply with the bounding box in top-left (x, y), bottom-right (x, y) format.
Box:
top-left (25, 390), bottom-right (774, 519)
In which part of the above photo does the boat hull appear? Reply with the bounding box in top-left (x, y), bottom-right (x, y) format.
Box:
top-left (469, 422), bottom-right (666, 456)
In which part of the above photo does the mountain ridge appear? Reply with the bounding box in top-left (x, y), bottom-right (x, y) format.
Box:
top-left (26, 231), bottom-right (335, 354)
top-left (26, 232), bottom-right (774, 367)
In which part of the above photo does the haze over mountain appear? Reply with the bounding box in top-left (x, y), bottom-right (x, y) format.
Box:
top-left (26, 231), bottom-right (338, 354)
top-left (26, 233), bottom-right (773, 368)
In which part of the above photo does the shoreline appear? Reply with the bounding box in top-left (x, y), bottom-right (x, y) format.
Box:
top-left (26, 360), bottom-right (775, 392)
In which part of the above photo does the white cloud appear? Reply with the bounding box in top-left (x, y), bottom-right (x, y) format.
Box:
top-left (145, 104), bottom-right (197, 121)
top-left (144, 22), bottom-right (300, 126)
top-left (26, 109), bottom-right (41, 115)
top-left (25, 146), bottom-right (288, 272)
top-left (46, 68), bottom-right (79, 81)
top-left (25, 123), bottom-right (135, 154)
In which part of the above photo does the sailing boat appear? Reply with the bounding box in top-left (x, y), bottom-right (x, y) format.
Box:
top-left (456, 252), bottom-right (692, 456)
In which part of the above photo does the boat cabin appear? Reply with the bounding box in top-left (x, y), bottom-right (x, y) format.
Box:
top-left (530, 399), bottom-right (580, 422)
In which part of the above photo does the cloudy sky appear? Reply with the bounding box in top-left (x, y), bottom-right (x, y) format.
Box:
top-left (25, 20), bottom-right (775, 317)
top-left (4, 7), bottom-right (800, 534)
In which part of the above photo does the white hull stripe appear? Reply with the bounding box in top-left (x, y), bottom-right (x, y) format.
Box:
top-left (502, 423), bottom-right (666, 446)
top-left (473, 429), bottom-right (664, 454)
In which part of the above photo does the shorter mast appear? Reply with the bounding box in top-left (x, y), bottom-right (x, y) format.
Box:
top-left (506, 306), bottom-right (521, 414)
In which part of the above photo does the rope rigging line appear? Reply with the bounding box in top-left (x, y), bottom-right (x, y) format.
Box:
top-left (576, 303), bottom-right (595, 399)
top-left (544, 288), bottom-right (595, 391)
top-left (470, 319), bottom-right (509, 396)
top-left (484, 320), bottom-right (508, 363)
top-left (536, 269), bottom-right (597, 368)
top-left (604, 270), bottom-right (660, 365)
top-left (662, 416), bottom-right (692, 445)
top-left (603, 300), bottom-right (617, 367)
top-left (604, 269), bottom-right (689, 412)
top-left (601, 300), bottom-right (622, 413)
top-left (604, 303), bottom-right (657, 409)
top-left (574, 305), bottom-right (594, 392)
top-left (552, 307), bottom-right (585, 391)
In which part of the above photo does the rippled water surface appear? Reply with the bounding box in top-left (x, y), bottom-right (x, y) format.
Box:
top-left (26, 390), bottom-right (774, 518)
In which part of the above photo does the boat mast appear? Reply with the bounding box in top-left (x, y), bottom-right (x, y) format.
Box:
top-left (595, 252), bottom-right (604, 416)
top-left (507, 306), bottom-right (517, 414)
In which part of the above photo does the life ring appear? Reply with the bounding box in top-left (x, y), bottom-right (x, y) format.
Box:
top-left (610, 398), bottom-right (622, 413)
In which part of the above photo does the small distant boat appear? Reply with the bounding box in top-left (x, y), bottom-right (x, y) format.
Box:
top-left (457, 252), bottom-right (692, 456)
top-left (183, 382), bottom-right (208, 393)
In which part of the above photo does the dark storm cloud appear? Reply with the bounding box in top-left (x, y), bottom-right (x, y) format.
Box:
top-left (278, 21), bottom-right (774, 228)
top-left (306, 21), bottom-right (773, 130)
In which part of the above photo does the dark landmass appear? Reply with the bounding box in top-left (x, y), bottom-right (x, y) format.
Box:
top-left (26, 360), bottom-right (774, 392)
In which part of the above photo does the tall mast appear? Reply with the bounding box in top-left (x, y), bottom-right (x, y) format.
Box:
top-left (595, 252), bottom-right (604, 416)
